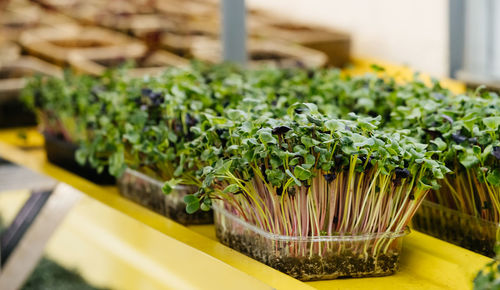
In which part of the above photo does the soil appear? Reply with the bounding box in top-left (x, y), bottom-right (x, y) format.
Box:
top-left (117, 172), bottom-right (213, 225)
top-left (215, 226), bottom-right (400, 281)
top-left (413, 206), bottom-right (496, 257)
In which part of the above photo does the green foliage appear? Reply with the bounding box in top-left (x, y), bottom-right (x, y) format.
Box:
top-left (23, 62), bottom-right (500, 220)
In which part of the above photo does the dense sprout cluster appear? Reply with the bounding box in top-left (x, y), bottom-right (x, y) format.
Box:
top-left (21, 63), bottom-right (500, 237)
top-left (22, 71), bottom-right (108, 143)
top-left (387, 86), bottom-right (500, 222)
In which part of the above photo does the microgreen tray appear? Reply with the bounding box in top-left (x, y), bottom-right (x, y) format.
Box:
top-left (412, 200), bottom-right (500, 257)
top-left (43, 132), bottom-right (115, 185)
top-left (213, 202), bottom-right (409, 281)
top-left (117, 168), bottom-right (213, 225)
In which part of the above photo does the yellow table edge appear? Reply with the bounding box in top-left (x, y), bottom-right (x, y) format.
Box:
top-left (0, 190), bottom-right (275, 290)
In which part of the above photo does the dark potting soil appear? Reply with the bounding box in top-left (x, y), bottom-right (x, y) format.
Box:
top-left (413, 209), bottom-right (496, 257)
top-left (43, 132), bottom-right (115, 185)
top-left (117, 172), bottom-right (213, 225)
top-left (215, 226), bottom-right (400, 281)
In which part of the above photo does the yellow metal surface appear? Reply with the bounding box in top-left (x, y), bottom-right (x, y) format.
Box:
top-left (346, 58), bottom-right (466, 94)
top-left (0, 127), bottom-right (44, 148)
top-left (0, 129), bottom-right (492, 289)
top-left (0, 190), bottom-right (271, 290)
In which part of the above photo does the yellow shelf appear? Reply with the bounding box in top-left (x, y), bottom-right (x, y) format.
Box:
top-left (0, 127), bottom-right (492, 290)
top-left (0, 190), bottom-right (271, 290)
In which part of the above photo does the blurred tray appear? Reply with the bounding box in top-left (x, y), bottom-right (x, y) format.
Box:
top-left (253, 15), bottom-right (350, 67)
top-left (0, 54), bottom-right (62, 128)
top-left (69, 47), bottom-right (187, 77)
top-left (192, 38), bottom-right (327, 68)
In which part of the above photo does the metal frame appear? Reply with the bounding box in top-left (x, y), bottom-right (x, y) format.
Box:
top-left (449, 0), bottom-right (465, 78)
top-left (220, 0), bottom-right (247, 65)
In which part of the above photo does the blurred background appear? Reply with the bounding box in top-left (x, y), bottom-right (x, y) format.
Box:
top-left (2, 0), bottom-right (498, 93)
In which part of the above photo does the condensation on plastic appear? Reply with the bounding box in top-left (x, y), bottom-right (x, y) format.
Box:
top-left (213, 202), bottom-right (409, 281)
top-left (413, 200), bottom-right (500, 257)
top-left (117, 168), bottom-right (213, 225)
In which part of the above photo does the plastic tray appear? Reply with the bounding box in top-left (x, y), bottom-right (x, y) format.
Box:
top-left (213, 202), bottom-right (409, 281)
top-left (43, 132), bottom-right (115, 185)
top-left (412, 200), bottom-right (499, 257)
top-left (117, 168), bottom-right (213, 225)
top-left (0, 98), bottom-right (36, 128)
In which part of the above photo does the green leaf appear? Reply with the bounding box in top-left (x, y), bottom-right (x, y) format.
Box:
top-left (109, 151), bottom-right (125, 177)
top-left (289, 157), bottom-right (300, 166)
top-left (259, 131), bottom-right (277, 144)
top-left (266, 169), bottom-right (285, 186)
top-left (186, 202), bottom-right (200, 214)
top-left (487, 169), bottom-right (500, 186)
top-left (430, 138), bottom-right (447, 151)
top-left (75, 148), bottom-right (87, 165)
top-left (301, 136), bottom-right (319, 148)
top-left (215, 159), bottom-right (232, 174)
top-left (183, 194), bottom-right (199, 204)
top-left (324, 119), bottom-right (343, 132)
top-left (167, 130), bottom-right (178, 142)
top-left (459, 152), bottom-right (479, 168)
top-left (223, 184), bottom-right (239, 193)
top-left (200, 202), bottom-right (211, 211)
top-left (285, 169), bottom-right (302, 186)
top-left (483, 117), bottom-right (500, 130)
top-left (294, 166), bottom-right (312, 180)
top-left (162, 179), bottom-right (180, 194)
top-left (305, 154), bottom-right (316, 165)
top-left (370, 64), bottom-right (385, 72)
top-left (123, 132), bottom-right (140, 144)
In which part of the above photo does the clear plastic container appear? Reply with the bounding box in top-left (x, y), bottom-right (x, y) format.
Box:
top-left (213, 203), bottom-right (409, 281)
top-left (412, 200), bottom-right (499, 257)
top-left (117, 168), bottom-right (212, 225)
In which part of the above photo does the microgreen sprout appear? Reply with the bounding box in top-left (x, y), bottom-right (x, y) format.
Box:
top-left (181, 104), bottom-right (448, 257)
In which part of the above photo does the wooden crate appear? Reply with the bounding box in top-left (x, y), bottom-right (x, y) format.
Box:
top-left (155, 0), bottom-right (218, 22)
top-left (0, 41), bottom-right (21, 65)
top-left (192, 38), bottom-right (327, 68)
top-left (69, 47), bottom-right (188, 77)
top-left (160, 20), bottom-right (219, 57)
top-left (1, 4), bottom-right (74, 41)
top-left (58, 0), bottom-right (158, 26)
top-left (19, 24), bottom-right (145, 65)
top-left (252, 15), bottom-right (350, 67)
